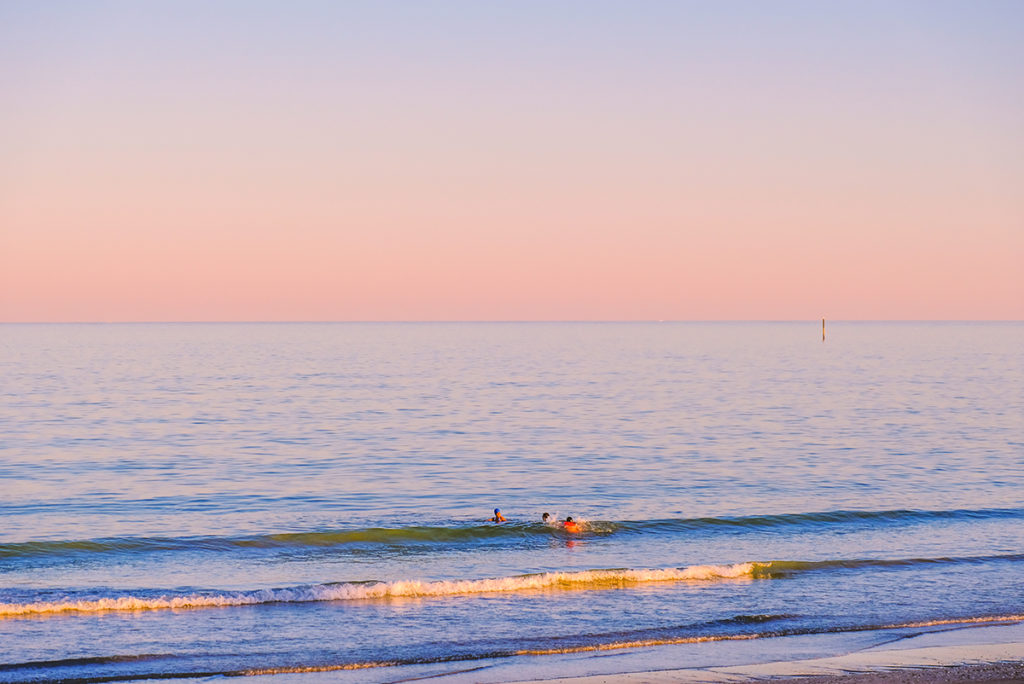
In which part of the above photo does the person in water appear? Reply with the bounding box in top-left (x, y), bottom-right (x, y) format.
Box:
top-left (562, 516), bottom-right (581, 533)
top-left (490, 508), bottom-right (506, 523)
top-left (542, 512), bottom-right (551, 523)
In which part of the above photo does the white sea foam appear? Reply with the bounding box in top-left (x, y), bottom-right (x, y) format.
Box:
top-left (0, 563), bottom-right (757, 617)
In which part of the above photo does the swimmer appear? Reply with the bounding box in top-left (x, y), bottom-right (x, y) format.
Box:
top-left (562, 516), bottom-right (581, 533)
top-left (542, 512), bottom-right (551, 523)
top-left (490, 508), bottom-right (506, 523)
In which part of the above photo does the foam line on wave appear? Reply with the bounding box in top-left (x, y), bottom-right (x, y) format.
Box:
top-left (0, 563), bottom-right (757, 617)
top-left (6, 552), bottom-right (1018, 617)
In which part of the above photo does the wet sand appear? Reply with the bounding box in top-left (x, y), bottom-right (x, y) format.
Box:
top-left (520, 660), bottom-right (1024, 684)
top-left (771, 661), bottom-right (1024, 684)
top-left (496, 621), bottom-right (1024, 684)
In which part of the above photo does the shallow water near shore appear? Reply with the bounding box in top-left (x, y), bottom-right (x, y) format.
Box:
top-left (1, 322), bottom-right (1021, 682)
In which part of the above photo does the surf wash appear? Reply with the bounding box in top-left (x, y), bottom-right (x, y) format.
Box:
top-left (0, 563), bottom-right (758, 617)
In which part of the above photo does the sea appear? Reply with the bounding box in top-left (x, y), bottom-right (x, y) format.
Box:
top-left (1, 322), bottom-right (1021, 683)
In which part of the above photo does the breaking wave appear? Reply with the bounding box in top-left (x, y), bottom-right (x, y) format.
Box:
top-left (6, 552), bottom-right (1021, 618)
top-left (0, 563), bottom-right (756, 617)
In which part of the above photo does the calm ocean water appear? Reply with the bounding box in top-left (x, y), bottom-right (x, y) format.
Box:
top-left (1, 322), bottom-right (1021, 683)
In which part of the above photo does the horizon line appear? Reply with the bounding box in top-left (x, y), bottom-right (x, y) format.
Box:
top-left (2, 319), bottom-right (1022, 325)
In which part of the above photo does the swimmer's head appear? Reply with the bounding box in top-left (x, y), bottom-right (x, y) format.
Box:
top-left (566, 516), bottom-right (573, 522)
top-left (494, 508), bottom-right (501, 515)
top-left (542, 512), bottom-right (550, 521)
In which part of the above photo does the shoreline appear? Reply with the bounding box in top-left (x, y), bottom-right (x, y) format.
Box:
top-left (771, 662), bottom-right (1024, 684)
top-left (516, 663), bottom-right (1024, 684)
top-left (492, 621), bottom-right (1024, 684)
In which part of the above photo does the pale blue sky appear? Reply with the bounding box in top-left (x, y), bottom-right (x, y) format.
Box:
top-left (2, 1), bottom-right (1022, 320)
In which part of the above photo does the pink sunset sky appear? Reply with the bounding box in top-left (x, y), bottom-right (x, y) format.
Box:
top-left (1, 1), bottom-right (1022, 321)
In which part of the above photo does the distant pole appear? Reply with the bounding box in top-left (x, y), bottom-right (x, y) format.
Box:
top-left (822, 318), bottom-right (826, 342)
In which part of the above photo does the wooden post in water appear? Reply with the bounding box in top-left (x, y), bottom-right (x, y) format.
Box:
top-left (822, 318), bottom-right (826, 342)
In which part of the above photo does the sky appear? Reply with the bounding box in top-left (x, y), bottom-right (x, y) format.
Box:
top-left (1, 1), bottom-right (1022, 321)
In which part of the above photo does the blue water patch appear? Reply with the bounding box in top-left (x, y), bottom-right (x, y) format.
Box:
top-left (1, 322), bottom-right (1022, 682)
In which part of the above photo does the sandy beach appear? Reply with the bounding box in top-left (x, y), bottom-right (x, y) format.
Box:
top-left (495, 621), bottom-right (1024, 684)
top-left (772, 662), bottom-right (1024, 684)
